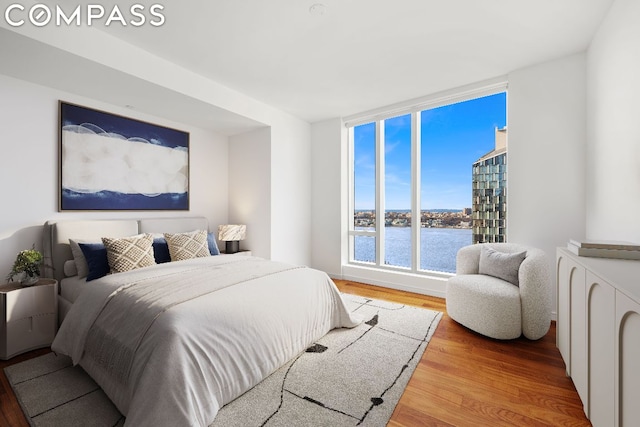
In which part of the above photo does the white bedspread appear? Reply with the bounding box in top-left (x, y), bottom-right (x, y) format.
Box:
top-left (52, 256), bottom-right (360, 426)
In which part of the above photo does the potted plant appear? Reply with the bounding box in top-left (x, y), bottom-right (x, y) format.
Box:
top-left (7, 246), bottom-right (45, 286)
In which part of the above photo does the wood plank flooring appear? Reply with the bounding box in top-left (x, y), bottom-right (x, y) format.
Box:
top-left (334, 280), bottom-right (590, 427)
top-left (0, 280), bottom-right (590, 426)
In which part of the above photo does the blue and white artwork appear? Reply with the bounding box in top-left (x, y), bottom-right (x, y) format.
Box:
top-left (59, 102), bottom-right (189, 210)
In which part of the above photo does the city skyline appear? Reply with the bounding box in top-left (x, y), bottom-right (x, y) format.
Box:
top-left (353, 92), bottom-right (507, 210)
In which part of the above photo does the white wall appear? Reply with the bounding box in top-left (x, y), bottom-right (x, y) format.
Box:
top-left (586, 0), bottom-right (640, 242)
top-left (229, 127), bottom-right (271, 259)
top-left (508, 53), bottom-right (587, 313)
top-left (269, 117), bottom-right (312, 265)
top-left (0, 25), bottom-right (314, 268)
top-left (310, 53), bottom-right (588, 306)
top-left (310, 118), bottom-right (347, 277)
top-left (0, 74), bottom-right (229, 278)
top-left (229, 120), bottom-right (312, 265)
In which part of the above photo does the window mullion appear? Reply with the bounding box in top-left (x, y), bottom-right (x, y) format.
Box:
top-left (347, 126), bottom-right (355, 263)
top-left (411, 112), bottom-right (421, 272)
top-left (375, 120), bottom-right (385, 267)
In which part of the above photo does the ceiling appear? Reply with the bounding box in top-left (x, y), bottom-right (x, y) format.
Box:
top-left (89, 0), bottom-right (613, 123)
top-left (2, 0), bottom-right (614, 130)
top-left (0, 27), bottom-right (267, 135)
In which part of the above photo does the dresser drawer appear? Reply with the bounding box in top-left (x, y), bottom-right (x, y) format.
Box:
top-left (0, 279), bottom-right (58, 359)
top-left (3, 314), bottom-right (57, 358)
top-left (2, 284), bottom-right (57, 322)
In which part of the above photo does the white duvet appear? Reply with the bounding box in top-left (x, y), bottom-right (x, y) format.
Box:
top-left (52, 256), bottom-right (361, 426)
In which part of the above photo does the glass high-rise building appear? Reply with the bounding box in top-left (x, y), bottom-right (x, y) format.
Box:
top-left (472, 127), bottom-right (507, 243)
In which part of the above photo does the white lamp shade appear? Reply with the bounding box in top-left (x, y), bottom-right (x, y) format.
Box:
top-left (218, 224), bottom-right (246, 241)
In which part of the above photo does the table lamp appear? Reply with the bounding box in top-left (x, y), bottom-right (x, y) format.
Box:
top-left (218, 224), bottom-right (246, 254)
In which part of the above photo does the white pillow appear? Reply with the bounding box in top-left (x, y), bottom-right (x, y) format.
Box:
top-left (478, 246), bottom-right (527, 286)
top-left (63, 259), bottom-right (78, 277)
top-left (69, 238), bottom-right (102, 279)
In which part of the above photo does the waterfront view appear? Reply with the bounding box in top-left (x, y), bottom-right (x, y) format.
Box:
top-left (351, 92), bottom-right (507, 273)
top-left (355, 209), bottom-right (472, 229)
top-left (354, 210), bottom-right (473, 273)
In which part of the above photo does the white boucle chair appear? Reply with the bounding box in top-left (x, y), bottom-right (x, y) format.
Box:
top-left (446, 243), bottom-right (551, 340)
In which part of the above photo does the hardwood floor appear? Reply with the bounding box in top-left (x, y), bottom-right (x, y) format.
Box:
top-left (0, 281), bottom-right (590, 426)
top-left (334, 280), bottom-right (590, 427)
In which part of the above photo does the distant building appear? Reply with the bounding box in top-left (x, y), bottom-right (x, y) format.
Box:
top-left (462, 207), bottom-right (472, 216)
top-left (472, 127), bottom-right (507, 243)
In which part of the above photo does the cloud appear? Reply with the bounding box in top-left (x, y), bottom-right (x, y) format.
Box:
top-left (355, 153), bottom-right (375, 170)
top-left (384, 140), bottom-right (402, 154)
top-left (385, 172), bottom-right (410, 187)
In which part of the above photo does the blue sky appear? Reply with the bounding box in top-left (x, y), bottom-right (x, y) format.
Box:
top-left (354, 92), bottom-right (507, 210)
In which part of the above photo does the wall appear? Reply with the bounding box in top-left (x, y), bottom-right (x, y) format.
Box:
top-left (310, 118), bottom-right (347, 277)
top-left (586, 0), bottom-right (640, 242)
top-left (0, 25), bottom-right (314, 268)
top-left (310, 53), bottom-right (588, 307)
top-left (508, 53), bottom-right (587, 313)
top-left (229, 119), bottom-right (311, 265)
top-left (229, 128), bottom-right (271, 259)
top-left (269, 117), bottom-right (312, 265)
top-left (0, 74), bottom-right (229, 278)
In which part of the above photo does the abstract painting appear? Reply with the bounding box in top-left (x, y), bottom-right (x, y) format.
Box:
top-left (59, 102), bottom-right (189, 211)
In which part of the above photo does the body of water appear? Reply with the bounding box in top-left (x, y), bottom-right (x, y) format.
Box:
top-left (354, 227), bottom-right (472, 273)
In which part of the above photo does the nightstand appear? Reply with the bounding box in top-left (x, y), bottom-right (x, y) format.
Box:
top-left (0, 278), bottom-right (58, 360)
top-left (221, 250), bottom-right (252, 256)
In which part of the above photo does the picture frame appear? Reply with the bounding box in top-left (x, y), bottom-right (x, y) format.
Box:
top-left (59, 101), bottom-right (190, 211)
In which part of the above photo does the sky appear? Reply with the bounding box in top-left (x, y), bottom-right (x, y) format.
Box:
top-left (354, 92), bottom-right (507, 210)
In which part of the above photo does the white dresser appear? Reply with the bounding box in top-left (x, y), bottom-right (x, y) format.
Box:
top-left (0, 278), bottom-right (58, 360)
top-left (556, 248), bottom-right (640, 427)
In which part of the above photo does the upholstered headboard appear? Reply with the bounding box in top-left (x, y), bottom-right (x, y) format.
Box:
top-left (42, 217), bottom-right (209, 282)
top-left (138, 217), bottom-right (208, 234)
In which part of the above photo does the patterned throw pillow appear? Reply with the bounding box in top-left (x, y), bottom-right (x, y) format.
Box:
top-left (164, 230), bottom-right (210, 261)
top-left (102, 233), bottom-right (156, 274)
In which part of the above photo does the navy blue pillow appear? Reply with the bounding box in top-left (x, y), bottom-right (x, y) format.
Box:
top-left (207, 232), bottom-right (220, 256)
top-left (78, 243), bottom-right (110, 281)
top-left (153, 237), bottom-right (172, 263)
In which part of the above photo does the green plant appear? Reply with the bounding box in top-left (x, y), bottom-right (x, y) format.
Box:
top-left (7, 245), bottom-right (44, 282)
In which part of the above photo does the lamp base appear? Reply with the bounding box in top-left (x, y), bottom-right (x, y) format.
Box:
top-left (225, 241), bottom-right (240, 254)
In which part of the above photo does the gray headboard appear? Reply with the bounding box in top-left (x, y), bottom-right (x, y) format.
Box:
top-left (42, 217), bottom-right (209, 282)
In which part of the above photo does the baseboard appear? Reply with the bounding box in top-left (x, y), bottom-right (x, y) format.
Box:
top-left (336, 265), bottom-right (448, 299)
top-left (332, 268), bottom-right (557, 321)
top-left (341, 274), bottom-right (446, 298)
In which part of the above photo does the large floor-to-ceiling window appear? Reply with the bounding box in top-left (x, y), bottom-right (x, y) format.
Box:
top-left (349, 88), bottom-right (507, 275)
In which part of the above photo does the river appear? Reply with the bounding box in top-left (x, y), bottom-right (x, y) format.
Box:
top-left (354, 227), bottom-right (472, 273)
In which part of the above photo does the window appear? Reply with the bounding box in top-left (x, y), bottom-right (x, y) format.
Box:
top-left (349, 91), bottom-right (507, 275)
top-left (352, 122), bottom-right (376, 264)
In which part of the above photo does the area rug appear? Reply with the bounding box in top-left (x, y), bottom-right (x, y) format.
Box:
top-left (5, 294), bottom-right (441, 427)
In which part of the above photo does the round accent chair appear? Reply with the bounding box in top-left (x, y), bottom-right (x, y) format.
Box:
top-left (446, 243), bottom-right (551, 340)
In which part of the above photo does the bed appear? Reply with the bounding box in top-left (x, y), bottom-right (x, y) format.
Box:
top-left (44, 217), bottom-right (360, 426)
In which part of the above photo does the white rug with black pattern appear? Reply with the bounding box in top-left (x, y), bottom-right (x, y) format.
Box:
top-left (5, 294), bottom-right (442, 427)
